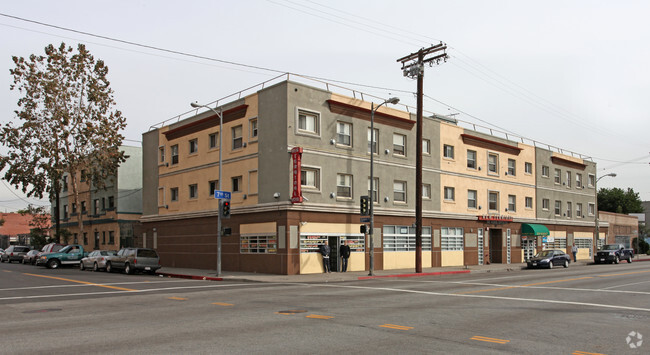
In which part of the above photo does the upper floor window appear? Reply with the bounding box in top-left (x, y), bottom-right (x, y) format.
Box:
top-left (525, 196), bottom-right (533, 209)
top-left (488, 153), bottom-right (499, 174)
top-left (576, 203), bottom-right (583, 217)
top-left (250, 118), bottom-right (258, 138)
top-left (554, 200), bottom-right (562, 215)
top-left (189, 184), bottom-right (198, 199)
top-left (337, 174), bottom-right (352, 198)
top-left (576, 173), bottom-right (583, 188)
top-left (588, 203), bottom-right (595, 215)
top-left (566, 201), bottom-right (572, 218)
top-left (467, 190), bottom-right (477, 209)
top-left (566, 171), bottom-right (572, 188)
top-left (542, 198), bottom-right (550, 210)
top-left (189, 138), bottom-right (198, 154)
top-left (209, 132), bottom-right (219, 149)
top-left (171, 145), bottom-right (179, 165)
top-left (80, 169), bottom-right (87, 182)
top-left (394, 181), bottom-right (407, 202)
top-left (507, 159), bottom-right (516, 176)
top-left (94, 199), bottom-right (100, 215)
top-left (488, 191), bottom-right (499, 211)
top-left (525, 162), bottom-right (533, 174)
top-left (554, 169), bottom-right (561, 184)
top-left (81, 201), bottom-right (87, 213)
top-left (422, 183), bottom-right (431, 199)
top-left (232, 176), bottom-right (243, 192)
top-left (171, 187), bottom-right (179, 202)
top-left (232, 125), bottom-right (243, 150)
top-left (507, 194), bottom-right (516, 212)
top-left (209, 180), bottom-right (219, 196)
top-left (368, 128), bottom-right (378, 154)
top-left (467, 150), bottom-right (477, 169)
top-left (159, 147), bottom-right (165, 163)
top-left (336, 122), bottom-right (352, 146)
top-left (588, 174), bottom-right (595, 187)
top-left (108, 196), bottom-right (115, 209)
top-left (63, 205), bottom-right (69, 219)
top-left (422, 139), bottom-right (431, 155)
top-left (368, 178), bottom-right (379, 202)
top-left (301, 168), bottom-right (320, 190)
top-left (444, 186), bottom-right (455, 201)
top-left (298, 110), bottom-right (319, 134)
top-left (541, 165), bottom-right (550, 177)
top-left (443, 144), bottom-right (454, 159)
top-left (62, 175), bottom-right (68, 192)
top-left (393, 134), bottom-right (406, 156)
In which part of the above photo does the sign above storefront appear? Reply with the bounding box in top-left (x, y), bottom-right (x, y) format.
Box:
top-left (477, 215), bottom-right (513, 225)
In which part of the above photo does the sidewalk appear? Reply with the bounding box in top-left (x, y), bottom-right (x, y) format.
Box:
top-left (156, 254), bottom-right (650, 283)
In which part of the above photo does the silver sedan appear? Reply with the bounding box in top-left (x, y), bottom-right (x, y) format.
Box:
top-left (80, 250), bottom-right (117, 272)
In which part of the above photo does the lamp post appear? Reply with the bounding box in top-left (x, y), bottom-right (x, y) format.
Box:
top-left (369, 97), bottom-right (399, 276)
top-left (593, 172), bottom-right (616, 258)
top-left (191, 101), bottom-right (223, 276)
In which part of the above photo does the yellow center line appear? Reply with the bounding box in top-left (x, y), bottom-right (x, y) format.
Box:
top-left (2, 270), bottom-right (11, 273)
top-left (380, 324), bottom-right (414, 330)
top-left (306, 314), bottom-right (334, 319)
top-left (212, 302), bottom-right (234, 306)
top-left (572, 350), bottom-right (607, 355)
top-left (471, 336), bottom-right (510, 344)
top-left (23, 273), bottom-right (137, 291)
top-left (168, 297), bottom-right (187, 301)
top-left (519, 277), bottom-right (594, 287)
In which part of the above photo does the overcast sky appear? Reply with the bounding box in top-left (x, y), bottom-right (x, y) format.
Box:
top-left (1, 0), bottom-right (649, 212)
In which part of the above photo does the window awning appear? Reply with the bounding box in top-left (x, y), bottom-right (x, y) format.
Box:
top-left (521, 223), bottom-right (550, 236)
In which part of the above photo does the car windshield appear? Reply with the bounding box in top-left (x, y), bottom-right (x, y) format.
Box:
top-left (535, 250), bottom-right (554, 257)
top-left (601, 245), bottom-right (621, 250)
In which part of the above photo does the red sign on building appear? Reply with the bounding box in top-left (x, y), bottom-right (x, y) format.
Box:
top-left (291, 147), bottom-right (303, 203)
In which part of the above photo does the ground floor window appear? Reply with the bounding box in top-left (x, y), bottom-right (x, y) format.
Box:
top-left (383, 226), bottom-right (432, 251)
top-left (441, 227), bottom-right (464, 251)
top-left (300, 234), bottom-right (365, 253)
top-left (240, 235), bottom-right (277, 253)
top-left (546, 238), bottom-right (567, 249)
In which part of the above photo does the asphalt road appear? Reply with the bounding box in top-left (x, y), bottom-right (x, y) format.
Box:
top-left (1, 261), bottom-right (649, 354)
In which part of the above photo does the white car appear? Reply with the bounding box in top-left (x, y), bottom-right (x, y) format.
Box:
top-left (80, 250), bottom-right (117, 271)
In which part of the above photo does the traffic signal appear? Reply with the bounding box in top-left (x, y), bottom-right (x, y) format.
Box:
top-left (360, 225), bottom-right (367, 233)
top-left (220, 200), bottom-right (231, 219)
top-left (360, 195), bottom-right (370, 216)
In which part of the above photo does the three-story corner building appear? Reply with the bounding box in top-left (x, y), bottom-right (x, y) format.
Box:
top-left (141, 78), bottom-right (604, 275)
top-left (55, 146), bottom-right (142, 250)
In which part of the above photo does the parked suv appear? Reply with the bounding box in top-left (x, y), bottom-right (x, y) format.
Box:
top-left (106, 248), bottom-right (160, 274)
top-left (1, 245), bottom-right (31, 263)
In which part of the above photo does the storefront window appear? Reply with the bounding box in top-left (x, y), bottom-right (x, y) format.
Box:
top-left (383, 226), bottom-right (432, 251)
top-left (240, 235), bottom-right (277, 254)
top-left (300, 235), bottom-right (364, 253)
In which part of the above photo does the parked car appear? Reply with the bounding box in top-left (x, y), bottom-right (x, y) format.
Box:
top-left (22, 250), bottom-right (41, 264)
top-left (1, 245), bottom-right (31, 263)
top-left (594, 244), bottom-right (634, 264)
top-left (35, 243), bottom-right (66, 262)
top-left (106, 248), bottom-right (161, 274)
top-left (80, 250), bottom-right (117, 271)
top-left (527, 249), bottom-right (571, 269)
top-left (36, 244), bottom-right (88, 269)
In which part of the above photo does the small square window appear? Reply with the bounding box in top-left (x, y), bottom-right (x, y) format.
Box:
top-left (393, 134), bottom-right (406, 156)
top-left (525, 197), bottom-right (533, 209)
top-left (422, 183), bottom-right (431, 199)
top-left (422, 139), bottom-right (431, 155)
top-left (555, 200), bottom-right (562, 215)
top-left (542, 165), bottom-right (550, 177)
top-left (171, 187), bottom-right (179, 202)
top-left (488, 153), bottom-right (499, 174)
top-left (189, 138), bottom-right (198, 154)
top-left (525, 162), bottom-right (533, 174)
top-left (298, 110), bottom-right (319, 134)
top-left (189, 184), bottom-right (198, 199)
top-left (301, 168), bottom-right (320, 190)
top-left (336, 121), bottom-right (352, 146)
top-left (554, 169), bottom-right (561, 184)
top-left (171, 145), bottom-right (179, 165)
top-left (467, 190), bottom-right (477, 209)
top-left (337, 174), bottom-right (353, 198)
top-left (443, 144), bottom-right (455, 159)
top-left (232, 125), bottom-right (243, 150)
top-left (542, 199), bottom-right (550, 210)
top-left (209, 180), bottom-right (219, 196)
top-left (507, 159), bottom-right (516, 176)
top-left (232, 176), bottom-right (243, 192)
top-left (393, 181), bottom-right (407, 202)
top-left (467, 150), bottom-right (477, 169)
top-left (488, 191), bottom-right (499, 211)
top-left (209, 133), bottom-right (219, 149)
top-left (250, 118), bottom-right (258, 138)
top-left (444, 186), bottom-right (455, 201)
top-left (508, 194), bottom-right (516, 211)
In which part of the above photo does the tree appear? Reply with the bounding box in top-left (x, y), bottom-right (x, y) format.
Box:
top-left (0, 42), bottom-right (127, 242)
top-left (17, 204), bottom-right (52, 249)
top-left (597, 187), bottom-right (644, 215)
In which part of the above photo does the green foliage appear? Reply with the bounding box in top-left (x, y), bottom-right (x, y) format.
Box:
top-left (633, 237), bottom-right (649, 255)
top-left (0, 42), bottom-right (126, 199)
top-left (597, 187), bottom-right (644, 214)
top-left (18, 205), bottom-right (51, 249)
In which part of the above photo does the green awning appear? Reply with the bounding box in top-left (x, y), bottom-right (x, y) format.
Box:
top-left (521, 223), bottom-right (550, 236)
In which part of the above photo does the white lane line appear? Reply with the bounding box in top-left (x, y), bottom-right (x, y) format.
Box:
top-left (398, 281), bottom-right (650, 295)
top-left (0, 283), bottom-right (292, 301)
top-left (602, 280), bottom-right (650, 290)
top-left (316, 284), bottom-right (650, 313)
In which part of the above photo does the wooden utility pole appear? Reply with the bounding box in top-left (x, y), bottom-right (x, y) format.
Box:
top-left (397, 43), bottom-right (448, 273)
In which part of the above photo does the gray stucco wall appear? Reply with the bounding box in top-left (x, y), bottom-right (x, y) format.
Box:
top-left (142, 130), bottom-right (160, 216)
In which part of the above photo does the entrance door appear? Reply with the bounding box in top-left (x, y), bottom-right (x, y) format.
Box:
top-left (523, 239), bottom-right (535, 261)
top-left (478, 229), bottom-right (484, 265)
top-left (489, 229), bottom-right (503, 264)
top-left (328, 236), bottom-right (340, 272)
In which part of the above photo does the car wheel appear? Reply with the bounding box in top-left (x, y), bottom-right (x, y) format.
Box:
top-left (22, 259), bottom-right (25, 264)
top-left (47, 259), bottom-right (60, 269)
top-left (614, 255), bottom-right (620, 264)
top-left (124, 263), bottom-right (132, 275)
top-left (549, 261), bottom-right (553, 269)
top-left (628, 256), bottom-right (633, 263)
top-left (93, 262), bottom-right (99, 272)
top-left (106, 262), bottom-right (113, 273)
top-left (564, 260), bottom-right (569, 268)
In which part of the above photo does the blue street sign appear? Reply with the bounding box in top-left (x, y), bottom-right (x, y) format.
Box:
top-left (360, 217), bottom-right (371, 223)
top-left (214, 190), bottom-right (231, 200)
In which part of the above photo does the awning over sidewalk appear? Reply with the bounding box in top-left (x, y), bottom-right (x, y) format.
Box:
top-left (521, 223), bottom-right (550, 236)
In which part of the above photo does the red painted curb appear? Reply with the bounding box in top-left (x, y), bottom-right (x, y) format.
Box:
top-left (358, 270), bottom-right (471, 280)
top-left (158, 273), bottom-right (223, 281)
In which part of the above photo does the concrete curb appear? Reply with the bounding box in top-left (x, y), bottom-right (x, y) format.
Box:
top-left (157, 272), bottom-right (223, 281)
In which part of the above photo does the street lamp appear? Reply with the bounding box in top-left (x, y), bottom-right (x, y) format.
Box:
top-left (191, 101), bottom-right (223, 276)
top-left (593, 172), bottom-right (616, 258)
top-left (369, 97), bottom-right (399, 276)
